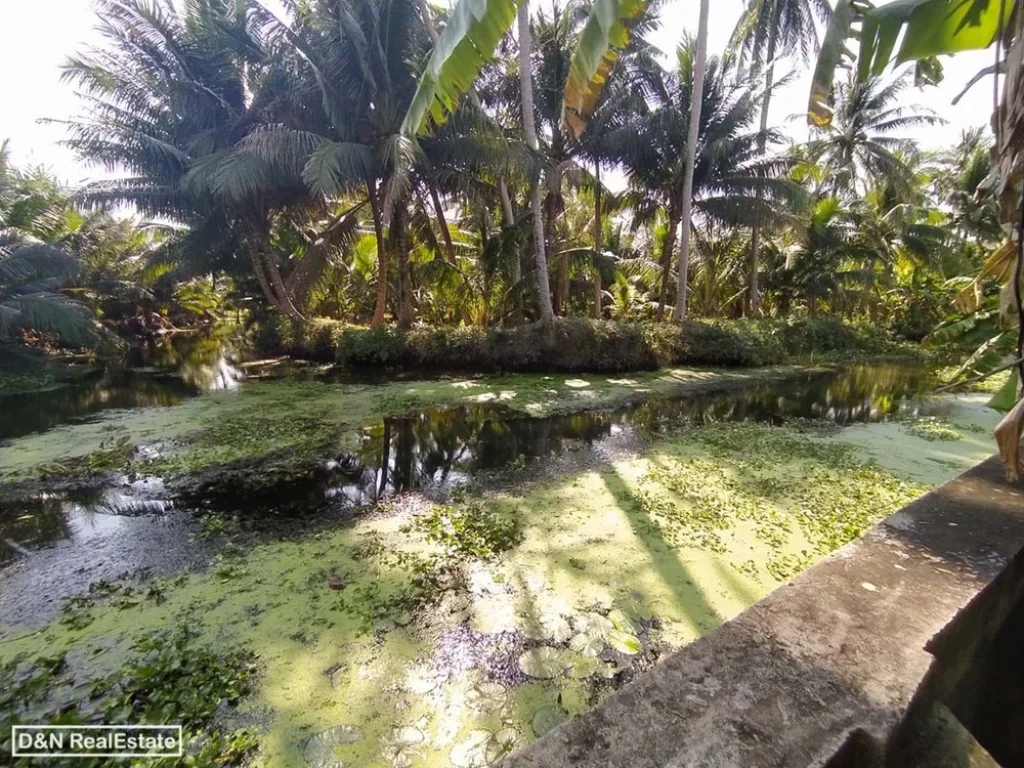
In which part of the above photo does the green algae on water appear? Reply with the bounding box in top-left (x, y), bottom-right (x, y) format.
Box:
top-left (0, 366), bottom-right (806, 483)
top-left (0, 398), bottom-right (1000, 767)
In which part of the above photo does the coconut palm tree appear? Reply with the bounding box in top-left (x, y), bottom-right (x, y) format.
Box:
top-left (729, 0), bottom-right (831, 315)
top-left (775, 195), bottom-right (857, 317)
top-left (673, 0), bottom-right (709, 321)
top-left (401, 0), bottom-right (652, 328)
top-left (61, 0), bottom-right (322, 321)
top-left (608, 41), bottom-right (801, 319)
top-left (488, 3), bottom-right (659, 317)
top-left (517, 2), bottom-right (556, 325)
top-left (0, 143), bottom-right (97, 347)
top-left (931, 128), bottom-right (1001, 247)
top-left (807, 72), bottom-right (939, 198)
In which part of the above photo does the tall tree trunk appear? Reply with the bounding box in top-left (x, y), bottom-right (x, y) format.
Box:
top-left (749, 23), bottom-right (777, 318)
top-left (368, 182), bottom-right (388, 329)
top-left (428, 185), bottom-right (458, 265)
top-left (518, 1), bottom-right (555, 328)
top-left (499, 177), bottom-right (516, 224)
top-left (417, 0), bottom-right (439, 40)
top-left (248, 242), bottom-right (278, 312)
top-left (393, 201), bottom-right (415, 328)
top-left (499, 177), bottom-right (523, 324)
top-left (673, 0), bottom-right (710, 322)
top-left (592, 162), bottom-right (603, 319)
top-left (546, 191), bottom-right (567, 314)
top-left (262, 245), bottom-right (303, 322)
top-left (245, 218), bottom-right (303, 322)
top-left (657, 210), bottom-right (679, 320)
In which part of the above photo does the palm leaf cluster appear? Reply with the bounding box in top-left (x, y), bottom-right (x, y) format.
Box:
top-left (8, 0), bottom-right (991, 346)
top-left (0, 141), bottom-right (96, 346)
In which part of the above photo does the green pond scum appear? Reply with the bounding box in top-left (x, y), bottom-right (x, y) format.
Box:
top-left (0, 377), bottom-right (1001, 767)
top-left (0, 366), bottom-right (805, 482)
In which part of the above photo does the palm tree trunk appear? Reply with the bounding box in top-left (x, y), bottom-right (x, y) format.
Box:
top-left (429, 185), bottom-right (458, 265)
top-left (248, 244), bottom-right (278, 313)
top-left (518, 1), bottom-right (555, 328)
top-left (245, 218), bottom-right (303, 322)
top-left (393, 201), bottom-right (415, 328)
top-left (673, 0), bottom-right (710, 322)
top-left (368, 182), bottom-right (388, 329)
top-left (593, 162), bottom-right (603, 319)
top-left (749, 25), bottom-right (777, 318)
top-left (499, 177), bottom-right (523, 324)
top-left (499, 177), bottom-right (516, 224)
top-left (262, 248), bottom-right (303, 322)
top-left (417, 0), bottom-right (439, 40)
top-left (546, 191), bottom-right (568, 314)
top-left (657, 210), bottom-right (679, 320)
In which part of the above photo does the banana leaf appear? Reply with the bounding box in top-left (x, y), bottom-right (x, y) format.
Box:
top-left (562, 0), bottom-right (647, 138)
top-left (402, 0), bottom-right (521, 135)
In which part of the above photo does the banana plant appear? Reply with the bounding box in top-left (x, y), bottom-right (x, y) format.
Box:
top-left (808, 0), bottom-right (1013, 127)
top-left (806, 0), bottom-right (1023, 480)
top-left (401, 0), bottom-right (649, 137)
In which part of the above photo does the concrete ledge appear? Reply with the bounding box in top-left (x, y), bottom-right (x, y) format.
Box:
top-left (505, 457), bottom-right (1024, 768)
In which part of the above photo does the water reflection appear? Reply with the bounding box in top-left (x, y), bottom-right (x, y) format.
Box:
top-left (0, 478), bottom-right (174, 564)
top-left (0, 481), bottom-right (208, 629)
top-left (0, 334), bottom-right (241, 439)
top-left (0, 363), bottom-right (935, 555)
top-left (347, 363), bottom-right (934, 499)
top-left (129, 334), bottom-right (243, 391)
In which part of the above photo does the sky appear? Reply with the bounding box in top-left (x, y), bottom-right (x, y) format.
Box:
top-left (0, 0), bottom-right (1002, 188)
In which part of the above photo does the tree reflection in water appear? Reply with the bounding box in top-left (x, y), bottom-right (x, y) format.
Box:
top-left (0, 334), bottom-right (242, 439)
top-left (1, 363), bottom-right (935, 556)
top-left (355, 363), bottom-right (934, 497)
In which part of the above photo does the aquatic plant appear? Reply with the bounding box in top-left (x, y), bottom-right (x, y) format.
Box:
top-left (411, 502), bottom-right (523, 561)
top-left (901, 416), bottom-right (962, 442)
top-left (0, 626), bottom-right (256, 766)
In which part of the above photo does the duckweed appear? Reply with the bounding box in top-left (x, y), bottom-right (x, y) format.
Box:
top-left (0, 395), bottom-right (1001, 767)
top-left (1, 626), bottom-right (256, 767)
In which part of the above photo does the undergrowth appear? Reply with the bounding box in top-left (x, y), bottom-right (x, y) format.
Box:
top-left (257, 317), bottom-right (918, 373)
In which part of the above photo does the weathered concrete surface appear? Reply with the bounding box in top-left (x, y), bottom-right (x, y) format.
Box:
top-left (505, 457), bottom-right (1024, 768)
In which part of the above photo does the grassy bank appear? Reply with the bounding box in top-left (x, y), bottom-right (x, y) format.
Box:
top-left (0, 398), bottom-right (1001, 767)
top-left (255, 317), bottom-right (919, 372)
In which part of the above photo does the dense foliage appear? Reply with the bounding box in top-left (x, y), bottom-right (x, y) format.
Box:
top-left (257, 315), bottom-right (913, 371)
top-left (1, 0), bottom-right (1019, 389)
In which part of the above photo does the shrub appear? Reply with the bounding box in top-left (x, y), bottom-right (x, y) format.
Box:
top-left (253, 316), bottom-right (347, 362)
top-left (256, 316), bottom-right (917, 373)
top-left (332, 318), bottom-right (783, 372)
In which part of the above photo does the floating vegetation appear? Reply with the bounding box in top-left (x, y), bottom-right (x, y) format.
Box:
top-left (901, 416), bottom-right (962, 442)
top-left (0, 626), bottom-right (256, 766)
top-left (38, 436), bottom-right (135, 478)
top-left (0, 385), bottom-right (1000, 767)
top-left (58, 575), bottom-right (173, 630)
top-left (410, 501), bottom-right (523, 561)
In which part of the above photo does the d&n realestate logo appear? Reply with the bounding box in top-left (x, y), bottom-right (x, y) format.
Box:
top-left (12, 725), bottom-right (183, 758)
